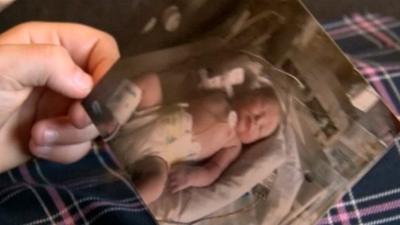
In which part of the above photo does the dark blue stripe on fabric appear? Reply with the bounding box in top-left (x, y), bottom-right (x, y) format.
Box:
top-left (352, 146), bottom-right (400, 194)
top-left (359, 50), bottom-right (400, 63)
top-left (334, 36), bottom-right (384, 56)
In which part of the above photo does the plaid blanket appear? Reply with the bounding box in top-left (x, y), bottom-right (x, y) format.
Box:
top-left (1, 13), bottom-right (400, 225)
top-left (0, 144), bottom-right (157, 225)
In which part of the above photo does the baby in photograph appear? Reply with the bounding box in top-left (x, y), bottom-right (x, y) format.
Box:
top-left (110, 65), bottom-right (282, 204)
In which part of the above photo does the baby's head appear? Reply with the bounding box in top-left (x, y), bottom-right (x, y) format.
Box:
top-left (232, 86), bottom-right (282, 144)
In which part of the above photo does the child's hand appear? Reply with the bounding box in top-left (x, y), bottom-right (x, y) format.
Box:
top-left (167, 165), bottom-right (197, 193)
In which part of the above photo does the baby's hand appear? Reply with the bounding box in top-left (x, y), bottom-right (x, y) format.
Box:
top-left (168, 165), bottom-right (197, 193)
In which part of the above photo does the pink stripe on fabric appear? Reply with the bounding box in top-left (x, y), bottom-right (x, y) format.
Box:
top-left (318, 215), bottom-right (336, 224)
top-left (353, 59), bottom-right (398, 114)
top-left (359, 198), bottom-right (400, 217)
top-left (369, 15), bottom-right (400, 45)
top-left (357, 63), bottom-right (400, 77)
top-left (328, 16), bottom-right (394, 38)
top-left (58, 199), bottom-right (144, 225)
top-left (319, 198), bottom-right (400, 224)
top-left (336, 200), bottom-right (351, 225)
top-left (46, 186), bottom-right (76, 225)
top-left (353, 14), bottom-right (398, 48)
top-left (19, 164), bottom-right (35, 184)
top-left (374, 64), bottom-right (400, 72)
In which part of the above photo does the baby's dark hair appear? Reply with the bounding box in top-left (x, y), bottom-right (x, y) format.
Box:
top-left (248, 85), bottom-right (278, 100)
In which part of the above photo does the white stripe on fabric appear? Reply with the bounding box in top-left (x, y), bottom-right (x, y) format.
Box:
top-left (349, 190), bottom-right (364, 225)
top-left (0, 188), bottom-right (27, 205)
top-left (324, 20), bottom-right (347, 30)
top-left (33, 160), bottom-right (50, 184)
top-left (376, 64), bottom-right (400, 102)
top-left (327, 211), bottom-right (334, 225)
top-left (367, 14), bottom-right (400, 49)
top-left (343, 17), bottom-right (384, 48)
top-left (365, 71), bottom-right (400, 82)
top-left (330, 21), bottom-right (400, 40)
top-left (22, 197), bottom-right (137, 225)
top-left (0, 183), bottom-right (23, 198)
top-left (364, 214), bottom-right (400, 225)
top-left (394, 137), bottom-right (400, 155)
top-left (336, 188), bottom-right (400, 208)
top-left (324, 13), bottom-right (386, 30)
top-left (330, 17), bottom-right (400, 41)
top-left (25, 184), bottom-right (57, 225)
top-left (34, 160), bottom-right (89, 225)
top-left (8, 170), bottom-right (16, 183)
top-left (0, 174), bottom-right (117, 201)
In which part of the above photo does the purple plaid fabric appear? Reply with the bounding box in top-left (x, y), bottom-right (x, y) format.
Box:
top-left (0, 143), bottom-right (157, 225)
top-left (317, 13), bottom-right (400, 225)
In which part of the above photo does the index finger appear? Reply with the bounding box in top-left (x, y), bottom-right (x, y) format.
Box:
top-left (0, 21), bottom-right (120, 81)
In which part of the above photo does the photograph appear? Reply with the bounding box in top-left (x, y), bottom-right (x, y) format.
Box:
top-left (82, 0), bottom-right (400, 224)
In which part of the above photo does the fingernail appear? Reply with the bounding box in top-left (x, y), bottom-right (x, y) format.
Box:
top-left (73, 70), bottom-right (92, 92)
top-left (43, 129), bottom-right (58, 144)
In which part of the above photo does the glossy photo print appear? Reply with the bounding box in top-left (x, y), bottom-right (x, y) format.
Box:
top-left (83, 0), bottom-right (400, 224)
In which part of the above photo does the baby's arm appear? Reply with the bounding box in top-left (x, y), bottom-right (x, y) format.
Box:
top-left (192, 139), bottom-right (241, 187)
top-left (132, 73), bottom-right (163, 110)
top-left (130, 156), bottom-right (168, 204)
top-left (169, 138), bottom-right (241, 193)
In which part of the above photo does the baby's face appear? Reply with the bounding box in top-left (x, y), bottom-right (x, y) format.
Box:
top-left (234, 95), bottom-right (281, 144)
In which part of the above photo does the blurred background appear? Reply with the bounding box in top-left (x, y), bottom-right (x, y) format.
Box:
top-left (0, 0), bottom-right (399, 50)
top-left (303, 0), bottom-right (399, 22)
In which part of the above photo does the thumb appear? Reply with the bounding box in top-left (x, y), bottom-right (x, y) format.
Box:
top-left (0, 44), bottom-right (93, 98)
